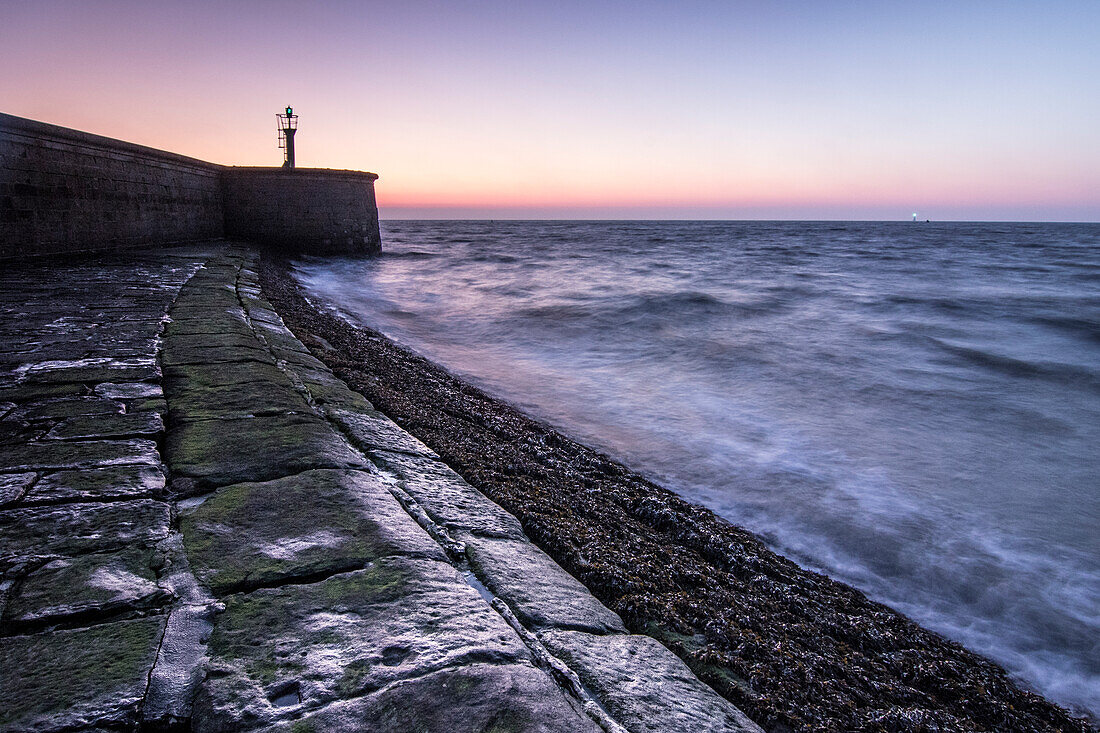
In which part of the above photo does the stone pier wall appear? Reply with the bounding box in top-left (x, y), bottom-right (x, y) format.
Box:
top-left (0, 113), bottom-right (223, 259)
top-left (223, 167), bottom-right (381, 255)
top-left (0, 113), bottom-right (381, 259)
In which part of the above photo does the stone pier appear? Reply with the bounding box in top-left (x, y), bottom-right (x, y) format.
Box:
top-left (0, 243), bottom-right (761, 732)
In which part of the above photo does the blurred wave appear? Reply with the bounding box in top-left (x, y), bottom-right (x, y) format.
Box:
top-left (294, 220), bottom-right (1100, 717)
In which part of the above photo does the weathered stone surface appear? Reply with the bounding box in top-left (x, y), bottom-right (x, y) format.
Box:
top-left (0, 438), bottom-right (159, 472)
top-left (93, 382), bottom-right (163, 400)
top-left (165, 380), bottom-right (311, 422)
top-left (167, 414), bottom-right (369, 489)
top-left (180, 469), bottom-right (444, 595)
top-left (263, 663), bottom-right (602, 733)
top-left (25, 464), bottom-right (165, 504)
top-left (193, 560), bottom-right (531, 731)
top-left (0, 382), bottom-right (86, 403)
top-left (44, 411), bottom-right (163, 440)
top-left (5, 546), bottom-right (169, 629)
top-left (371, 450), bottom-right (526, 540)
top-left (143, 604), bottom-right (217, 730)
top-left (0, 616), bottom-right (166, 732)
top-left (0, 499), bottom-right (170, 560)
top-left (539, 630), bottom-right (764, 733)
top-left (19, 361), bottom-right (161, 385)
top-left (462, 533), bottom-right (626, 635)
top-left (162, 339), bottom-right (275, 368)
top-left (5, 396), bottom-right (122, 422)
top-left (163, 360), bottom-right (294, 390)
top-left (0, 471), bottom-right (35, 507)
top-left (329, 407), bottom-right (437, 457)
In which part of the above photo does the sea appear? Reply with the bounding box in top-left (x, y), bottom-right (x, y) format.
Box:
top-left (292, 220), bottom-right (1100, 718)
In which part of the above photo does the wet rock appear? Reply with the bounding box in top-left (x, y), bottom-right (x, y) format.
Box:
top-left (44, 411), bottom-right (163, 440)
top-left (263, 662), bottom-right (602, 733)
top-left (0, 472), bottom-right (35, 507)
top-left (0, 615), bottom-right (166, 732)
top-left (180, 469), bottom-right (444, 595)
top-left (25, 464), bottom-right (165, 504)
top-left (371, 449), bottom-right (526, 540)
top-left (0, 438), bottom-right (160, 472)
top-left (20, 361), bottom-right (161, 386)
top-left (462, 533), bottom-right (626, 635)
top-left (539, 630), bottom-right (764, 733)
top-left (192, 560), bottom-right (531, 731)
top-left (0, 499), bottom-right (170, 560)
top-left (166, 414), bottom-right (369, 489)
top-left (5, 546), bottom-right (170, 630)
top-left (162, 337), bottom-right (275, 368)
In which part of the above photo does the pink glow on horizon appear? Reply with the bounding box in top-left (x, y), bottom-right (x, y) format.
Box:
top-left (2, 1), bottom-right (1097, 220)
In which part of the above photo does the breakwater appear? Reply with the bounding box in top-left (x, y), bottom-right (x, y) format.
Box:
top-left (0, 112), bottom-right (380, 259)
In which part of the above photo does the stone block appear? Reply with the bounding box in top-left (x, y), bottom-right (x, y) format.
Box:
top-left (0, 499), bottom-right (170, 560)
top-left (5, 546), bottom-right (169, 629)
top-left (538, 630), bottom-right (764, 733)
top-left (44, 410), bottom-right (163, 440)
top-left (0, 616), bottom-right (166, 732)
top-left (25, 464), bottom-right (165, 504)
top-left (180, 469), bottom-right (444, 595)
top-left (461, 533), bottom-right (626, 635)
top-left (263, 663), bottom-right (601, 733)
top-left (371, 449), bottom-right (526, 540)
top-left (192, 559), bottom-right (529, 730)
top-left (166, 413), bottom-right (369, 489)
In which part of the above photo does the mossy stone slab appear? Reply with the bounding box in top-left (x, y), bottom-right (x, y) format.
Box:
top-left (0, 615), bottom-right (166, 732)
top-left (166, 414), bottom-right (369, 489)
top-left (371, 449), bottom-right (525, 540)
top-left (165, 380), bottom-right (311, 422)
top-left (44, 411), bottom-right (163, 440)
top-left (0, 438), bottom-right (160, 472)
top-left (6, 546), bottom-right (170, 630)
top-left (192, 559), bottom-right (530, 731)
top-left (0, 499), bottom-right (170, 560)
top-left (163, 360), bottom-right (294, 390)
top-left (461, 533), bottom-right (626, 635)
top-left (263, 662), bottom-right (602, 733)
top-left (162, 339), bottom-right (275, 368)
top-left (180, 468), bottom-right (444, 595)
top-left (26, 464), bottom-right (165, 504)
top-left (538, 630), bottom-right (764, 733)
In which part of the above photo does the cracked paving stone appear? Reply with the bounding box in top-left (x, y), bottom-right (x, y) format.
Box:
top-left (24, 464), bottom-right (165, 504)
top-left (0, 438), bottom-right (160, 473)
top-left (370, 450), bottom-right (526, 540)
top-left (166, 413), bottom-right (370, 489)
top-left (461, 533), bottom-right (627, 635)
top-left (0, 615), bottom-right (166, 733)
top-left (44, 411), bottom-right (163, 440)
top-left (180, 468), bottom-right (445, 595)
top-left (262, 662), bottom-right (603, 733)
top-left (0, 499), bottom-right (170, 560)
top-left (539, 630), bottom-right (765, 733)
top-left (5, 546), bottom-right (171, 630)
top-left (191, 559), bottom-right (531, 732)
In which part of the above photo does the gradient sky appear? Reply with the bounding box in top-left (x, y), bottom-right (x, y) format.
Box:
top-left (2, 1), bottom-right (1098, 220)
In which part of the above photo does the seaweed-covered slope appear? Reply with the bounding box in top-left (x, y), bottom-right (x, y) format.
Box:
top-left (261, 253), bottom-right (1094, 733)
